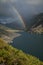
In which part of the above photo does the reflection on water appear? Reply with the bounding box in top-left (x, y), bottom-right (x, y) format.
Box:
top-left (10, 31), bottom-right (43, 61)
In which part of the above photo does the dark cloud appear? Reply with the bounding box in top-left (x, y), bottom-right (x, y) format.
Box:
top-left (0, 0), bottom-right (43, 16)
top-left (0, 0), bottom-right (43, 26)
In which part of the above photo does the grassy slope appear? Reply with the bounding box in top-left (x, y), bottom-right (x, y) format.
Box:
top-left (0, 38), bottom-right (43, 65)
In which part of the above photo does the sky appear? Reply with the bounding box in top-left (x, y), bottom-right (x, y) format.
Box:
top-left (0, 0), bottom-right (43, 14)
top-left (0, 0), bottom-right (43, 26)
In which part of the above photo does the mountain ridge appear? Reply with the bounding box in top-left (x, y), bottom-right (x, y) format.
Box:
top-left (25, 13), bottom-right (43, 34)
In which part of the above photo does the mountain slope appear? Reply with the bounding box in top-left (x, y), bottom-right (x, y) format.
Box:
top-left (26, 13), bottom-right (43, 34)
top-left (31, 13), bottom-right (43, 34)
top-left (5, 21), bottom-right (24, 30)
top-left (0, 24), bottom-right (21, 43)
top-left (32, 13), bottom-right (43, 28)
top-left (0, 38), bottom-right (43, 65)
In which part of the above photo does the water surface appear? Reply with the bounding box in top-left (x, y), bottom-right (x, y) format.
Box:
top-left (10, 31), bottom-right (43, 61)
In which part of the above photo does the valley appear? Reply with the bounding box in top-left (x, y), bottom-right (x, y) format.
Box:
top-left (0, 0), bottom-right (43, 65)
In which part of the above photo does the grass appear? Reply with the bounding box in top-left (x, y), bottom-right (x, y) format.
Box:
top-left (0, 38), bottom-right (43, 65)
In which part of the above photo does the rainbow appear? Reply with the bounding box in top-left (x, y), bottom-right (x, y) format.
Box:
top-left (9, 1), bottom-right (26, 29)
top-left (0, 0), bottom-right (26, 29)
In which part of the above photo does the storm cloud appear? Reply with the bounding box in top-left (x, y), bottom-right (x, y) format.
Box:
top-left (0, 0), bottom-right (43, 26)
top-left (0, 0), bottom-right (43, 16)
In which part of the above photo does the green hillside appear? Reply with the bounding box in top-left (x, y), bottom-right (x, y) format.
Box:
top-left (0, 38), bottom-right (43, 65)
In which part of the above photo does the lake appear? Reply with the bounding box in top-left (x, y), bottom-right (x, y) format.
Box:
top-left (10, 31), bottom-right (43, 61)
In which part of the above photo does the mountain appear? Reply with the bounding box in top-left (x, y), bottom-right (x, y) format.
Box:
top-left (31, 13), bottom-right (43, 34)
top-left (32, 13), bottom-right (43, 28)
top-left (0, 16), bottom-right (24, 30)
top-left (0, 38), bottom-right (43, 65)
top-left (26, 13), bottom-right (43, 34)
top-left (0, 24), bottom-right (21, 43)
top-left (5, 21), bottom-right (24, 30)
top-left (31, 25), bottom-right (43, 34)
